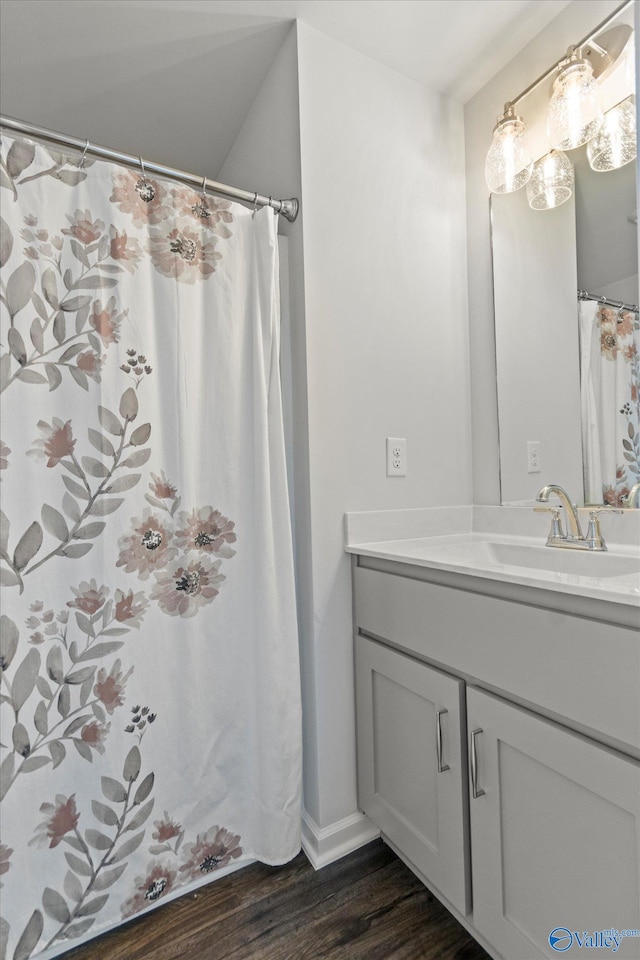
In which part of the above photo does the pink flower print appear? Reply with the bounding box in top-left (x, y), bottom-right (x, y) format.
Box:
top-left (179, 827), bottom-right (242, 881)
top-left (28, 418), bottom-right (76, 467)
top-left (0, 439), bottom-right (10, 476)
top-left (22, 225), bottom-right (56, 260)
top-left (596, 307), bottom-right (619, 360)
top-left (93, 660), bottom-right (133, 715)
top-left (76, 349), bottom-right (104, 381)
top-left (149, 471), bottom-right (178, 501)
top-left (603, 485), bottom-right (630, 508)
top-left (116, 510), bottom-right (178, 580)
top-left (597, 306), bottom-right (617, 327)
top-left (30, 794), bottom-right (80, 848)
top-left (61, 209), bottom-right (104, 245)
top-left (600, 328), bottom-right (618, 360)
top-left (175, 507), bottom-right (236, 558)
top-left (617, 310), bottom-right (634, 339)
top-left (121, 862), bottom-right (177, 918)
top-left (89, 297), bottom-right (127, 348)
top-left (170, 186), bottom-right (233, 237)
top-left (152, 813), bottom-right (183, 843)
top-left (109, 226), bottom-right (143, 273)
top-left (146, 221), bottom-right (222, 283)
top-left (151, 557), bottom-right (225, 618)
top-left (111, 169), bottom-right (169, 227)
top-left (114, 588), bottom-right (148, 628)
top-left (67, 579), bottom-right (109, 614)
top-left (80, 720), bottom-right (111, 754)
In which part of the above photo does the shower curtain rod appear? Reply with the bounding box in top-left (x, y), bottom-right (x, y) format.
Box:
top-left (0, 114), bottom-right (299, 222)
top-left (578, 289), bottom-right (638, 312)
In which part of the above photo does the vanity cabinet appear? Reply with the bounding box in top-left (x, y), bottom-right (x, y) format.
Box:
top-left (355, 635), bottom-right (469, 915)
top-left (353, 558), bottom-right (640, 960)
top-left (467, 686), bottom-right (640, 960)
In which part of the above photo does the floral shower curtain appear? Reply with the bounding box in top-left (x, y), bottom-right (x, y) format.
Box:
top-left (0, 134), bottom-right (302, 959)
top-left (579, 298), bottom-right (640, 505)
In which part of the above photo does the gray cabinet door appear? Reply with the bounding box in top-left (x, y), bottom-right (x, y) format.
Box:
top-left (355, 635), bottom-right (470, 915)
top-left (467, 686), bottom-right (640, 960)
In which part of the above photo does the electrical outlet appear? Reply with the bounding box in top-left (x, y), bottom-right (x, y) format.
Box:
top-left (527, 440), bottom-right (541, 474)
top-left (386, 437), bottom-right (407, 477)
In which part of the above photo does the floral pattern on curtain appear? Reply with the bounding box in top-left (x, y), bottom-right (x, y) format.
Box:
top-left (579, 299), bottom-right (640, 505)
top-left (0, 134), bottom-right (302, 960)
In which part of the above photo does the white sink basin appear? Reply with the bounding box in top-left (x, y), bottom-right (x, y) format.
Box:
top-left (404, 539), bottom-right (640, 580)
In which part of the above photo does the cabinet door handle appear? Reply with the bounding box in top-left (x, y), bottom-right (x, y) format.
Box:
top-left (436, 708), bottom-right (450, 773)
top-left (470, 728), bottom-right (485, 798)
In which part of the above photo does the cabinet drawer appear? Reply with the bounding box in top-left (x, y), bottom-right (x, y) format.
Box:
top-left (354, 564), bottom-right (640, 752)
top-left (355, 635), bottom-right (470, 915)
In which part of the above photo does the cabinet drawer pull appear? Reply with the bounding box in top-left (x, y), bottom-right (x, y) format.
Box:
top-left (436, 708), bottom-right (450, 773)
top-left (470, 728), bottom-right (485, 798)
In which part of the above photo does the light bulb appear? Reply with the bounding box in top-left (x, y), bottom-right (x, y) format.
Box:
top-left (526, 150), bottom-right (574, 210)
top-left (485, 104), bottom-right (533, 194)
top-left (587, 95), bottom-right (637, 171)
top-left (547, 56), bottom-right (603, 150)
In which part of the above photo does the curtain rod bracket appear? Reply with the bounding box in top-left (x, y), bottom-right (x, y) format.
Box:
top-left (278, 198), bottom-right (299, 223)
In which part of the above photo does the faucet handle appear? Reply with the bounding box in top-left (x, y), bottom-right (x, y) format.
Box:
top-left (576, 505), bottom-right (624, 551)
top-left (583, 510), bottom-right (608, 551)
top-left (534, 505), bottom-right (565, 540)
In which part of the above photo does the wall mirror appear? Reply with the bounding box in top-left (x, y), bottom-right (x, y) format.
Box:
top-left (490, 4), bottom-right (638, 507)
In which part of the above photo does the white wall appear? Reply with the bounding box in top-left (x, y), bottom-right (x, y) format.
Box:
top-left (294, 23), bottom-right (471, 829)
top-left (464, 0), bottom-right (625, 505)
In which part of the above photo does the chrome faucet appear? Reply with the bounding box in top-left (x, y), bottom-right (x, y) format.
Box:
top-left (535, 483), bottom-right (609, 551)
top-left (536, 484), bottom-right (583, 538)
top-left (624, 482), bottom-right (640, 508)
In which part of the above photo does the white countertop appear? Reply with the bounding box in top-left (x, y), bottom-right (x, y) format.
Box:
top-left (344, 506), bottom-right (640, 612)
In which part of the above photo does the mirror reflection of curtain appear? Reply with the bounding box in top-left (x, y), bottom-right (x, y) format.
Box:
top-left (579, 300), bottom-right (640, 505)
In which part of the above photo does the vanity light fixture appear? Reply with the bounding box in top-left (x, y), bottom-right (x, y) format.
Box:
top-left (547, 48), bottom-right (603, 150)
top-left (526, 149), bottom-right (574, 210)
top-left (484, 102), bottom-right (533, 194)
top-left (587, 95), bottom-right (637, 171)
top-left (485, 0), bottom-right (634, 196)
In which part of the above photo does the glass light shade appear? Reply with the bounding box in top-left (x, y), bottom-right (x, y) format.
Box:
top-left (526, 150), bottom-right (574, 210)
top-left (587, 96), bottom-right (637, 171)
top-left (547, 59), bottom-right (603, 150)
top-left (623, 32), bottom-right (636, 94)
top-left (485, 110), bottom-right (533, 194)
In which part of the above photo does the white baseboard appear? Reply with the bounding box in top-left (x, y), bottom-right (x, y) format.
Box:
top-left (301, 809), bottom-right (380, 870)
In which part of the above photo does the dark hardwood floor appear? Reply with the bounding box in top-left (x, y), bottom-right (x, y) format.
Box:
top-left (63, 840), bottom-right (490, 960)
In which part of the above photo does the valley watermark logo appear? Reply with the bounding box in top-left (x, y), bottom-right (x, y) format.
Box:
top-left (549, 927), bottom-right (640, 953)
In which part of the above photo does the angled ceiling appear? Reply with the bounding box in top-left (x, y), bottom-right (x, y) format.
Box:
top-left (1, 0), bottom-right (571, 176)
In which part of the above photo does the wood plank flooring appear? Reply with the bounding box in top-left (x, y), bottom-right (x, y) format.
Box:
top-left (63, 840), bottom-right (490, 960)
